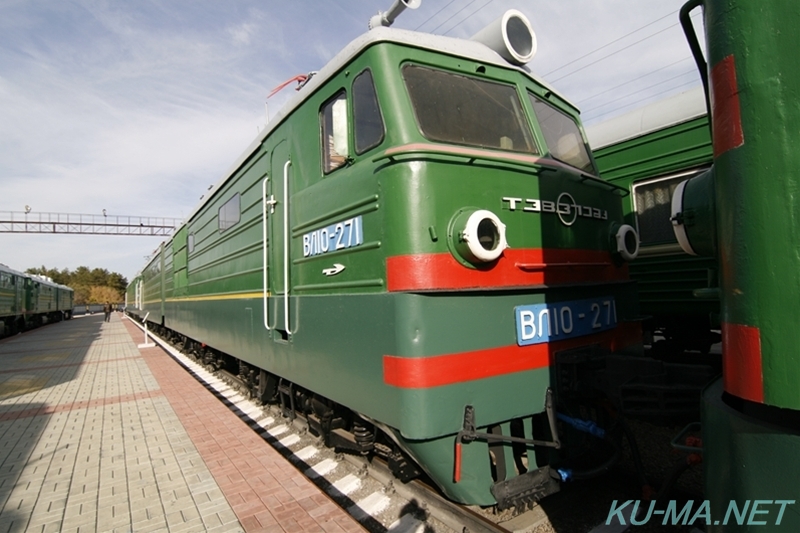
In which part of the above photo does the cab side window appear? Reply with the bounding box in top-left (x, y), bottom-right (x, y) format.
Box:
top-left (320, 91), bottom-right (349, 173)
top-left (353, 69), bottom-right (384, 154)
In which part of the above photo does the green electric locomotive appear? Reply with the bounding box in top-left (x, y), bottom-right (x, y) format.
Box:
top-left (587, 88), bottom-right (719, 352)
top-left (1, 263), bottom-right (74, 337)
top-left (127, 3), bottom-right (643, 507)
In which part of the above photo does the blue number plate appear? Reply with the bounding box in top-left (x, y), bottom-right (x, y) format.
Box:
top-left (302, 216), bottom-right (363, 257)
top-left (515, 297), bottom-right (616, 346)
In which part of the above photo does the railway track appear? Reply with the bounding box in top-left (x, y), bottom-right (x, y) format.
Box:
top-left (127, 316), bottom-right (707, 533)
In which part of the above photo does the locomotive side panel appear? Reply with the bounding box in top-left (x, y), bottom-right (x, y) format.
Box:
top-left (162, 236), bottom-right (174, 315)
top-left (141, 246), bottom-right (163, 323)
top-left (158, 45), bottom-right (405, 425)
top-left (126, 273), bottom-right (144, 314)
top-left (29, 278), bottom-right (51, 325)
top-left (0, 269), bottom-right (18, 320)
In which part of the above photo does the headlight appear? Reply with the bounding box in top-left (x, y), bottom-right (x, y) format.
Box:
top-left (449, 209), bottom-right (508, 264)
top-left (614, 224), bottom-right (639, 261)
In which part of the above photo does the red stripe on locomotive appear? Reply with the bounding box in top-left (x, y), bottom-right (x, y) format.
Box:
top-left (387, 249), bottom-right (628, 292)
top-left (383, 321), bottom-right (641, 388)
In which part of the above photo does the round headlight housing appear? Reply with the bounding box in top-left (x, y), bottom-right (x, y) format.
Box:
top-left (449, 209), bottom-right (508, 264)
top-left (614, 224), bottom-right (639, 261)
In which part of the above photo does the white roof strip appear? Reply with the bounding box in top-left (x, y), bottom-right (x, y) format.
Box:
top-left (586, 86), bottom-right (707, 150)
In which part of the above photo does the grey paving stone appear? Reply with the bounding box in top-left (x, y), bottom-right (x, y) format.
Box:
top-left (130, 522), bottom-right (170, 533)
top-left (26, 513), bottom-right (62, 533)
top-left (197, 501), bottom-right (235, 518)
top-left (206, 524), bottom-right (245, 533)
top-left (0, 318), bottom-right (244, 533)
top-left (60, 513), bottom-right (96, 531)
top-left (63, 499), bottom-right (96, 519)
top-left (169, 517), bottom-right (206, 533)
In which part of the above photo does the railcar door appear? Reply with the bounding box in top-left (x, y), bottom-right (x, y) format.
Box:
top-left (173, 227), bottom-right (188, 298)
top-left (266, 139), bottom-right (292, 340)
top-left (22, 278), bottom-right (29, 316)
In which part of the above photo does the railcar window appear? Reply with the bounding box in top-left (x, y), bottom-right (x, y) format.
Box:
top-left (402, 64), bottom-right (537, 154)
top-left (188, 233), bottom-right (195, 253)
top-left (218, 193), bottom-right (241, 232)
top-left (528, 93), bottom-right (595, 174)
top-left (320, 92), bottom-right (349, 173)
top-left (353, 70), bottom-right (385, 154)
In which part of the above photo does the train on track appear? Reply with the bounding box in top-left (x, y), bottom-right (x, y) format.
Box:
top-left (0, 263), bottom-right (74, 338)
top-left (587, 88), bottom-right (719, 353)
top-left (125, 0), bottom-right (668, 510)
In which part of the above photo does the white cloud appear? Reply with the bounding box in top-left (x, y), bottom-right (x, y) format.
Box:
top-left (228, 22), bottom-right (257, 45)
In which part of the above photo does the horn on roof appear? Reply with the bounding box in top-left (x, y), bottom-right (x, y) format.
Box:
top-left (471, 9), bottom-right (537, 66)
top-left (369, 0), bottom-right (422, 30)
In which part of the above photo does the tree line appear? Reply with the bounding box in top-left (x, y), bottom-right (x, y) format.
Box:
top-left (25, 266), bottom-right (127, 305)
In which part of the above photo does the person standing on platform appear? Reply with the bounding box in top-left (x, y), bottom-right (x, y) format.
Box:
top-left (103, 302), bottom-right (112, 322)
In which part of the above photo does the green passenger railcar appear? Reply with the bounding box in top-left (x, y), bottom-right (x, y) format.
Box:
top-left (587, 87), bottom-right (719, 351)
top-left (128, 6), bottom-right (643, 507)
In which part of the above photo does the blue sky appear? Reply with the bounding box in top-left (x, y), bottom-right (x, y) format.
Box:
top-left (0, 0), bottom-right (703, 282)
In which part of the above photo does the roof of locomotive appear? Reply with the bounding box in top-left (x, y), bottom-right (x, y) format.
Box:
top-left (0, 263), bottom-right (28, 278)
top-left (586, 85), bottom-right (707, 150)
top-left (0, 263), bottom-right (73, 291)
top-left (28, 274), bottom-right (72, 291)
top-left (183, 26), bottom-right (573, 226)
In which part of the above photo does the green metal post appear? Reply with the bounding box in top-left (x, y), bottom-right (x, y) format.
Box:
top-left (679, 1), bottom-right (800, 529)
top-left (702, 0), bottom-right (800, 410)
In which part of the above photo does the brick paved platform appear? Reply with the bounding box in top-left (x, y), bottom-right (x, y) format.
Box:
top-left (0, 313), bottom-right (364, 533)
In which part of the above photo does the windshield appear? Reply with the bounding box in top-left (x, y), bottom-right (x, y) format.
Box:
top-left (529, 93), bottom-right (595, 173)
top-left (402, 64), bottom-right (537, 154)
